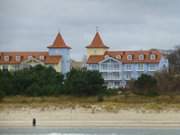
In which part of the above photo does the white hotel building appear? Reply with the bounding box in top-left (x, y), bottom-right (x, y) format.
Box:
top-left (86, 32), bottom-right (169, 88)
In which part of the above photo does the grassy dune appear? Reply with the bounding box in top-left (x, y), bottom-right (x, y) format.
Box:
top-left (1, 95), bottom-right (180, 112)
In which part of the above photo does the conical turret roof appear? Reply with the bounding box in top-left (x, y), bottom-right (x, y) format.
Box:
top-left (48, 32), bottom-right (71, 49)
top-left (86, 32), bottom-right (109, 48)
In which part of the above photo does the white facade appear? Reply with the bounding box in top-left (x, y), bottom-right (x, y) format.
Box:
top-left (87, 56), bottom-right (168, 88)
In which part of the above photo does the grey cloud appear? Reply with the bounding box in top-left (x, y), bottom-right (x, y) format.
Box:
top-left (0, 0), bottom-right (180, 60)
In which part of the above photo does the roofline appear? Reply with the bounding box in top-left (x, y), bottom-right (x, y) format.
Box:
top-left (0, 51), bottom-right (48, 53)
top-left (86, 46), bottom-right (109, 49)
top-left (47, 46), bottom-right (71, 49)
top-left (99, 56), bottom-right (122, 64)
top-left (87, 61), bottom-right (160, 64)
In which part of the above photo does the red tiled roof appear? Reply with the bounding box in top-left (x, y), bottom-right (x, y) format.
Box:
top-left (44, 56), bottom-right (61, 64)
top-left (0, 52), bottom-right (61, 64)
top-left (87, 50), bottom-right (161, 64)
top-left (47, 32), bottom-right (71, 49)
top-left (87, 55), bottom-right (105, 64)
top-left (86, 32), bottom-right (109, 48)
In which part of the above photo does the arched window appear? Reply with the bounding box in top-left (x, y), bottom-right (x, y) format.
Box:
top-left (16, 56), bottom-right (21, 62)
top-left (4, 56), bottom-right (9, 62)
top-left (150, 54), bottom-right (156, 60)
top-left (127, 55), bottom-right (132, 60)
top-left (39, 56), bottom-right (45, 60)
top-left (139, 54), bottom-right (144, 60)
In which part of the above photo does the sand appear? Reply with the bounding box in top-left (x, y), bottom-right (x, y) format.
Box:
top-left (0, 107), bottom-right (180, 127)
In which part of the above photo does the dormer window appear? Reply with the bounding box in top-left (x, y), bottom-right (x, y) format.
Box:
top-left (127, 55), bottom-right (132, 60)
top-left (28, 56), bottom-right (33, 60)
top-left (150, 54), bottom-right (156, 60)
top-left (139, 54), bottom-right (144, 60)
top-left (116, 55), bottom-right (121, 60)
top-left (39, 55), bottom-right (44, 60)
top-left (4, 56), bottom-right (9, 62)
top-left (16, 56), bottom-right (21, 62)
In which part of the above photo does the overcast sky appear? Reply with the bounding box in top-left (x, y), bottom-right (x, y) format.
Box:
top-left (0, 0), bottom-right (180, 60)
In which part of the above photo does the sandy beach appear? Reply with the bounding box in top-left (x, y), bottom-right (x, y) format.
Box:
top-left (1, 106), bottom-right (180, 128)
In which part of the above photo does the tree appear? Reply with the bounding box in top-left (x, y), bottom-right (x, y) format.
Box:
top-left (133, 74), bottom-right (158, 96)
top-left (155, 71), bottom-right (180, 95)
top-left (0, 65), bottom-right (64, 96)
top-left (64, 68), bottom-right (106, 96)
top-left (0, 65), bottom-right (106, 97)
top-left (168, 45), bottom-right (180, 74)
top-left (0, 89), bottom-right (5, 101)
top-left (0, 70), bottom-right (13, 96)
top-left (26, 83), bottom-right (42, 97)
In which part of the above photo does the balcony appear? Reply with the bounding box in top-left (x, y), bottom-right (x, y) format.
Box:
top-left (100, 63), bottom-right (121, 72)
top-left (102, 73), bottom-right (122, 81)
top-left (104, 77), bottom-right (122, 81)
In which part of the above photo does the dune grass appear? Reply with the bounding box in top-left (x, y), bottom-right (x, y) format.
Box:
top-left (1, 95), bottom-right (180, 112)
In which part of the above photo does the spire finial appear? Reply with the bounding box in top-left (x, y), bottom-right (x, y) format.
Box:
top-left (96, 26), bottom-right (99, 32)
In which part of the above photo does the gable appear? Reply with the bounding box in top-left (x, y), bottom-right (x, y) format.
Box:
top-left (99, 56), bottom-right (121, 64)
top-left (21, 57), bottom-right (44, 66)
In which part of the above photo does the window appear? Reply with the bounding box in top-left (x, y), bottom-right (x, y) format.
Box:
top-left (2, 65), bottom-right (8, 71)
top-left (126, 73), bottom-right (131, 80)
top-left (127, 55), bottom-right (132, 60)
top-left (113, 64), bottom-right (120, 70)
top-left (163, 64), bottom-right (167, 70)
top-left (137, 64), bottom-right (144, 71)
top-left (101, 63), bottom-right (108, 70)
top-left (39, 56), bottom-right (44, 60)
top-left (4, 56), bottom-right (9, 61)
top-left (16, 56), bottom-right (21, 62)
top-left (150, 54), bottom-right (156, 60)
top-left (139, 54), bottom-right (144, 60)
top-left (149, 64), bottom-right (156, 71)
top-left (91, 64), bottom-right (98, 70)
top-left (126, 64), bottom-right (132, 71)
top-left (14, 64), bottom-right (20, 70)
top-left (115, 82), bottom-right (120, 88)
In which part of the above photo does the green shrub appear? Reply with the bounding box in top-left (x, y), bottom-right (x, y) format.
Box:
top-left (0, 89), bottom-right (5, 101)
top-left (0, 65), bottom-right (106, 97)
top-left (133, 74), bottom-right (158, 96)
top-left (26, 83), bottom-right (42, 97)
top-left (0, 65), bottom-right (64, 97)
top-left (64, 68), bottom-right (106, 96)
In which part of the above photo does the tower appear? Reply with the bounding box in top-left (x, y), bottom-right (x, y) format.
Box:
top-left (86, 32), bottom-right (109, 58)
top-left (47, 32), bottom-right (71, 74)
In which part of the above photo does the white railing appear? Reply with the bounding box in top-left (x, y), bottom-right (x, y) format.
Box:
top-left (104, 77), bottom-right (122, 81)
top-left (102, 73), bottom-right (122, 81)
top-left (100, 63), bottom-right (121, 72)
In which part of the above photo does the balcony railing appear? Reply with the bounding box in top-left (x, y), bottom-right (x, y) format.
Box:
top-left (102, 73), bottom-right (122, 80)
top-left (103, 77), bottom-right (122, 81)
top-left (100, 63), bottom-right (121, 72)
